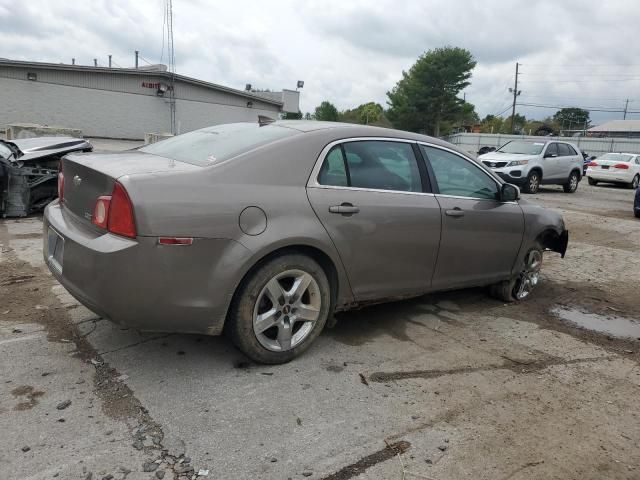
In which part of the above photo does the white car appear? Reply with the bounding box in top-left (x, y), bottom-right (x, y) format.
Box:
top-left (586, 153), bottom-right (640, 189)
top-left (478, 140), bottom-right (584, 194)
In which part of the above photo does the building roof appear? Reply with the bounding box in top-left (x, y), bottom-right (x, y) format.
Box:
top-left (588, 120), bottom-right (640, 133)
top-left (0, 58), bottom-right (283, 107)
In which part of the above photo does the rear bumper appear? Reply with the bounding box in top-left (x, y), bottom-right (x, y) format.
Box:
top-left (43, 201), bottom-right (252, 335)
top-left (586, 168), bottom-right (633, 183)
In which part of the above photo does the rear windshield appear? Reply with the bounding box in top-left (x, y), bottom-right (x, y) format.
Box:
top-left (139, 123), bottom-right (298, 166)
top-left (496, 141), bottom-right (545, 155)
top-left (598, 153), bottom-right (633, 162)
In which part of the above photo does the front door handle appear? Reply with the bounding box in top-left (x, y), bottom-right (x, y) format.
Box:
top-left (329, 203), bottom-right (360, 215)
top-left (445, 207), bottom-right (464, 218)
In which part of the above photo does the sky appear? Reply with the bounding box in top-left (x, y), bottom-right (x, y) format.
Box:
top-left (1, 0), bottom-right (639, 125)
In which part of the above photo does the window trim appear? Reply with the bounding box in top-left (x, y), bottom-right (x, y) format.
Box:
top-left (417, 142), bottom-right (511, 203)
top-left (308, 137), bottom-right (433, 196)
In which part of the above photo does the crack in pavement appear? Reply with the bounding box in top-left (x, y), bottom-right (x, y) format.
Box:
top-left (98, 333), bottom-right (174, 356)
top-left (319, 441), bottom-right (411, 480)
top-left (368, 355), bottom-right (615, 383)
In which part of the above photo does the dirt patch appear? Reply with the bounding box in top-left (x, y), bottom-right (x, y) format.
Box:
top-left (11, 385), bottom-right (45, 411)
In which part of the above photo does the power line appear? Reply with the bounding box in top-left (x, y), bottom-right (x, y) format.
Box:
top-left (518, 102), bottom-right (640, 114)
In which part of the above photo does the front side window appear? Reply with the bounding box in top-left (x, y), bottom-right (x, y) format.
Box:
top-left (317, 141), bottom-right (422, 193)
top-left (421, 145), bottom-right (499, 200)
top-left (545, 143), bottom-right (559, 157)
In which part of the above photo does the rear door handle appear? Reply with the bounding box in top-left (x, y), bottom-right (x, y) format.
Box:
top-left (445, 207), bottom-right (464, 218)
top-left (329, 203), bottom-right (360, 215)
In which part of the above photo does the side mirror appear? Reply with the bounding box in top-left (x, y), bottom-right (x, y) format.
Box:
top-left (500, 183), bottom-right (520, 202)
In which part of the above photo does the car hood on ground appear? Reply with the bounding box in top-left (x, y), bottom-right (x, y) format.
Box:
top-left (5, 136), bottom-right (92, 162)
top-left (478, 152), bottom-right (539, 162)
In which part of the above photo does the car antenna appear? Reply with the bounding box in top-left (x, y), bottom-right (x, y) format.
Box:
top-left (258, 115), bottom-right (275, 127)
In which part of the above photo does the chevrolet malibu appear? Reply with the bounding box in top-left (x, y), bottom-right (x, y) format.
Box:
top-left (44, 121), bottom-right (568, 364)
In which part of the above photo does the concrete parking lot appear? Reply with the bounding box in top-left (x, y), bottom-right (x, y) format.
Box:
top-left (1, 180), bottom-right (639, 480)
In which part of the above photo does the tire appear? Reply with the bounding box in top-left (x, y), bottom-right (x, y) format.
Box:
top-left (630, 175), bottom-right (639, 190)
top-left (227, 253), bottom-right (331, 364)
top-left (588, 177), bottom-right (598, 186)
top-left (563, 171), bottom-right (579, 193)
top-left (523, 170), bottom-right (541, 194)
top-left (490, 243), bottom-right (543, 302)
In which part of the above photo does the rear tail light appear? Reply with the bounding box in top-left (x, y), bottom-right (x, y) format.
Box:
top-left (92, 196), bottom-right (111, 229)
top-left (91, 182), bottom-right (137, 238)
top-left (613, 163), bottom-right (629, 169)
top-left (57, 160), bottom-right (64, 202)
top-left (587, 161), bottom-right (598, 167)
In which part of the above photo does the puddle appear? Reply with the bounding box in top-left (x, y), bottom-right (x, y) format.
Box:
top-left (552, 307), bottom-right (640, 340)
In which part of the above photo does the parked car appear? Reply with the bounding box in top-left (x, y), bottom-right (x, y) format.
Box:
top-left (43, 121), bottom-right (568, 364)
top-left (582, 152), bottom-right (596, 176)
top-left (478, 140), bottom-right (584, 194)
top-left (586, 153), bottom-right (640, 189)
top-left (0, 137), bottom-right (92, 217)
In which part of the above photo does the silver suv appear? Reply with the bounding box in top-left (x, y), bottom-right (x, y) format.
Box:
top-left (478, 140), bottom-right (583, 194)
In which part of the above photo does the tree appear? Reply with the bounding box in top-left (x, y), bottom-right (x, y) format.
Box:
top-left (553, 108), bottom-right (590, 130)
top-left (314, 101), bottom-right (339, 121)
top-left (386, 46), bottom-right (476, 136)
top-left (282, 110), bottom-right (303, 120)
top-left (339, 102), bottom-right (386, 125)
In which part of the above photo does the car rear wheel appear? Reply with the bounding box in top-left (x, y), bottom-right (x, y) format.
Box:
top-left (227, 253), bottom-right (331, 364)
top-left (523, 171), bottom-right (541, 194)
top-left (563, 171), bottom-right (579, 193)
top-left (490, 244), bottom-right (543, 302)
top-left (588, 177), bottom-right (598, 186)
top-left (630, 175), bottom-right (639, 189)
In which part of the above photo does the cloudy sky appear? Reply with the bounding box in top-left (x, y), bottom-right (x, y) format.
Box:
top-left (1, 0), bottom-right (639, 125)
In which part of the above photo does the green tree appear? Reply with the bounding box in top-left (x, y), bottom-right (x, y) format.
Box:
top-left (282, 110), bottom-right (303, 120)
top-left (553, 108), bottom-right (590, 130)
top-left (358, 102), bottom-right (384, 124)
top-left (386, 46), bottom-right (476, 136)
top-left (314, 101), bottom-right (339, 121)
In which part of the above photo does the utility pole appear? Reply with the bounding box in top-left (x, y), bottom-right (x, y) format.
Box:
top-left (108, 55), bottom-right (112, 68)
top-left (166, 0), bottom-right (176, 134)
top-left (623, 99), bottom-right (629, 120)
top-left (135, 50), bottom-right (139, 69)
top-left (509, 63), bottom-right (521, 134)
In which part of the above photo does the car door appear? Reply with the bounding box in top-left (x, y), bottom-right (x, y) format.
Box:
top-left (542, 142), bottom-right (562, 180)
top-left (556, 143), bottom-right (576, 179)
top-left (419, 144), bottom-right (524, 290)
top-left (306, 139), bottom-right (442, 301)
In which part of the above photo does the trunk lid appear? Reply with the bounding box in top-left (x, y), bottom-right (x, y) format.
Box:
top-left (61, 151), bottom-right (200, 223)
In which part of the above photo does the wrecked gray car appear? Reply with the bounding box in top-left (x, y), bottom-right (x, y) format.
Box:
top-left (0, 137), bottom-right (92, 217)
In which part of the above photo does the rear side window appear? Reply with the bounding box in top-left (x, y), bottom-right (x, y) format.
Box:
top-left (139, 123), bottom-right (298, 166)
top-left (317, 141), bottom-right (423, 193)
top-left (557, 144), bottom-right (572, 156)
top-left (318, 146), bottom-right (348, 187)
top-left (567, 144), bottom-right (578, 155)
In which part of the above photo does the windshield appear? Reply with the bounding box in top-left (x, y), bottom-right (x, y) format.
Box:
top-left (139, 123), bottom-right (298, 166)
top-left (0, 141), bottom-right (13, 160)
top-left (496, 141), bottom-right (545, 155)
top-left (598, 153), bottom-right (634, 162)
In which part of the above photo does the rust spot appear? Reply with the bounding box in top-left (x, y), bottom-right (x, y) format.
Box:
top-left (11, 385), bottom-right (45, 410)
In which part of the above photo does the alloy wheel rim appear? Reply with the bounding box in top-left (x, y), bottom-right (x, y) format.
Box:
top-left (570, 174), bottom-right (578, 190)
top-left (514, 250), bottom-right (542, 300)
top-left (252, 269), bottom-right (321, 352)
top-left (530, 174), bottom-right (539, 192)
top-left (634, 176), bottom-right (639, 188)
